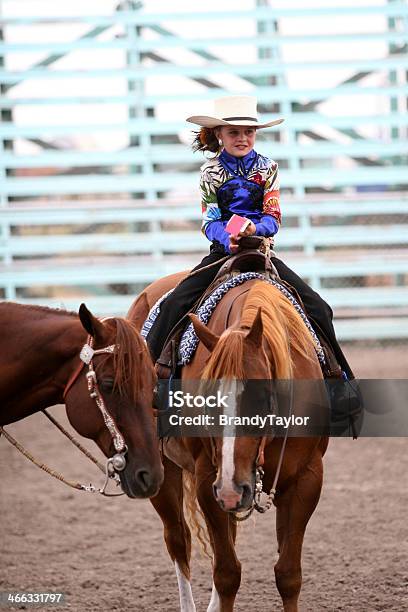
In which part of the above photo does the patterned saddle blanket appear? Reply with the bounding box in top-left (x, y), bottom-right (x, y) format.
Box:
top-left (141, 272), bottom-right (326, 367)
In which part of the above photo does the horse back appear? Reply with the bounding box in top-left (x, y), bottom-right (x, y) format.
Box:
top-left (128, 270), bottom-right (189, 330)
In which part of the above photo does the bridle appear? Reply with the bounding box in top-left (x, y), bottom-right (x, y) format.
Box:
top-left (1, 333), bottom-right (133, 496)
top-left (235, 380), bottom-right (294, 521)
top-left (209, 433), bottom-right (273, 522)
top-left (63, 334), bottom-right (128, 480)
top-left (209, 379), bottom-right (294, 522)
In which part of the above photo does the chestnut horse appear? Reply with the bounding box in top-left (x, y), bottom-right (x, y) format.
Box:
top-left (129, 274), bottom-right (329, 611)
top-left (0, 302), bottom-right (163, 499)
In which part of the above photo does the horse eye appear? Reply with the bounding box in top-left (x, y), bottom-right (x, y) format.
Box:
top-left (100, 379), bottom-right (114, 393)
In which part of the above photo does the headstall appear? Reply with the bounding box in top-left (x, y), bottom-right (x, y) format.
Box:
top-left (64, 335), bottom-right (128, 479)
top-left (1, 334), bottom-right (131, 496)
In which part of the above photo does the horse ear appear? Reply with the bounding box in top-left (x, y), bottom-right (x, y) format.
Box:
top-left (245, 307), bottom-right (263, 346)
top-left (127, 291), bottom-right (149, 330)
top-left (189, 314), bottom-right (219, 352)
top-left (79, 303), bottom-right (105, 339)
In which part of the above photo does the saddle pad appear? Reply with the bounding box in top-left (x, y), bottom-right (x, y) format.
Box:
top-left (140, 288), bottom-right (174, 339)
top-left (179, 272), bottom-right (325, 365)
top-left (141, 272), bottom-right (326, 367)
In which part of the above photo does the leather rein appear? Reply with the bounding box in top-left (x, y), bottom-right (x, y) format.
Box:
top-left (233, 381), bottom-right (294, 522)
top-left (207, 378), bottom-right (293, 523)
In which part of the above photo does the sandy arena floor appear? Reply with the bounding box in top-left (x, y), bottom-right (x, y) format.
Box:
top-left (1, 345), bottom-right (407, 612)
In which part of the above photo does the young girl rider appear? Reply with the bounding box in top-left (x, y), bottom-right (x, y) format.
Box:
top-left (146, 95), bottom-right (354, 381)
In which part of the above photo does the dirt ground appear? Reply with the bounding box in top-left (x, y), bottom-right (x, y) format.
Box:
top-left (1, 345), bottom-right (407, 612)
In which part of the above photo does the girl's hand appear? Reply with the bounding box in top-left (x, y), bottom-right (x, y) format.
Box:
top-left (229, 234), bottom-right (240, 253)
top-left (238, 220), bottom-right (256, 237)
top-left (229, 220), bottom-right (256, 253)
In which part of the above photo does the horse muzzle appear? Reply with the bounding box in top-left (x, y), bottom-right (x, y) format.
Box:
top-left (213, 480), bottom-right (253, 512)
top-left (119, 461), bottom-right (164, 499)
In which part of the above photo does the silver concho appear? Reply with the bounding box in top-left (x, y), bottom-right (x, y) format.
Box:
top-left (80, 343), bottom-right (95, 364)
top-left (111, 453), bottom-right (127, 472)
top-left (107, 453), bottom-right (127, 474)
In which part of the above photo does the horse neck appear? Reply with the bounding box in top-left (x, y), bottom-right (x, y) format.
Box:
top-left (0, 309), bottom-right (86, 424)
top-left (185, 286), bottom-right (321, 382)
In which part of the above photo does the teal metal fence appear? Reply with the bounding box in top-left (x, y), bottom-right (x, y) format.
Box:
top-left (0, 0), bottom-right (407, 339)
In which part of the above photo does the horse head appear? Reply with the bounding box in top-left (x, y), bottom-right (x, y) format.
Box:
top-left (64, 304), bottom-right (163, 499)
top-left (190, 309), bottom-right (272, 512)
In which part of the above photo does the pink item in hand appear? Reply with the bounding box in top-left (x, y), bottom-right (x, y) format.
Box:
top-left (225, 214), bottom-right (251, 235)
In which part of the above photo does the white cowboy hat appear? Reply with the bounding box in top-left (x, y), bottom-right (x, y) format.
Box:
top-left (186, 95), bottom-right (284, 129)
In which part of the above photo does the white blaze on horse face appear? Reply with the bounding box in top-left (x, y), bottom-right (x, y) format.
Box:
top-left (174, 561), bottom-right (196, 612)
top-left (207, 582), bottom-right (221, 612)
top-left (219, 379), bottom-right (240, 499)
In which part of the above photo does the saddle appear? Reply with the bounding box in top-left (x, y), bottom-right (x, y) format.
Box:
top-left (153, 238), bottom-right (362, 439)
top-left (155, 237), bottom-right (341, 381)
top-left (155, 238), bottom-right (273, 380)
top-left (195, 237), bottom-right (277, 309)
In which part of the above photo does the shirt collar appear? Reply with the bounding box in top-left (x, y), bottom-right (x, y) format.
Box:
top-left (219, 149), bottom-right (257, 177)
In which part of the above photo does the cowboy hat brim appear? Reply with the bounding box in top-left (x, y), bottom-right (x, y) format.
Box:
top-left (186, 115), bottom-right (284, 129)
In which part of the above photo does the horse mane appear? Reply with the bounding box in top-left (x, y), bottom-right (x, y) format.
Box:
top-left (112, 317), bottom-right (152, 403)
top-left (202, 281), bottom-right (317, 380)
top-left (0, 302), bottom-right (77, 318)
top-left (201, 330), bottom-right (247, 380)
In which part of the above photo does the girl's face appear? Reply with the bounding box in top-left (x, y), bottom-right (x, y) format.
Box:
top-left (217, 126), bottom-right (256, 157)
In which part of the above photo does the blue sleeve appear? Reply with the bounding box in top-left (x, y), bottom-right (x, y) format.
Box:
top-left (255, 215), bottom-right (279, 238)
top-left (204, 220), bottom-right (231, 253)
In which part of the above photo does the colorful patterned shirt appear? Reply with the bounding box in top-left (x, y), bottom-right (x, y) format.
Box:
top-left (200, 148), bottom-right (281, 253)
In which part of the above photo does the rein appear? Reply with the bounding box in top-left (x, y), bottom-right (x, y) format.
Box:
top-left (233, 380), bottom-right (294, 522)
top-left (0, 424), bottom-right (103, 493)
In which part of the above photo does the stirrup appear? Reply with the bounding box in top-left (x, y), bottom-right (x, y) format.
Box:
top-left (327, 374), bottom-right (363, 439)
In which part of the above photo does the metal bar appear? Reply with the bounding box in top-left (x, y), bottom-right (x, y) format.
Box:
top-left (2, 1), bottom-right (142, 94)
top-left (1, 167), bottom-right (407, 196)
top-left (3, 141), bottom-right (408, 168)
top-left (333, 318), bottom-right (408, 341)
top-left (1, 5), bottom-right (407, 25)
top-left (2, 57), bottom-right (408, 82)
top-left (1, 256), bottom-right (406, 284)
top-left (1, 195), bottom-right (407, 222)
top-left (0, 7), bottom-right (12, 215)
top-left (1, 30), bottom-right (407, 54)
top-left (2, 27), bottom-right (125, 94)
top-left (8, 289), bottom-right (408, 315)
top-left (1, 112), bottom-right (407, 138)
top-left (3, 84), bottom-right (408, 107)
top-left (2, 227), bottom-right (406, 257)
top-left (142, 25), bottom-right (222, 89)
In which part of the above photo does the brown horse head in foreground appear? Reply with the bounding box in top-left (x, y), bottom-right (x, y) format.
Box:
top-left (0, 302), bottom-right (163, 499)
top-left (189, 282), bottom-right (326, 512)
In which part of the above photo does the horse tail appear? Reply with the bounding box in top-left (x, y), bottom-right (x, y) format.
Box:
top-left (182, 471), bottom-right (212, 560)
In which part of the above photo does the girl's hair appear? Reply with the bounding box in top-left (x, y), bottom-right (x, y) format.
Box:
top-left (192, 127), bottom-right (221, 154)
